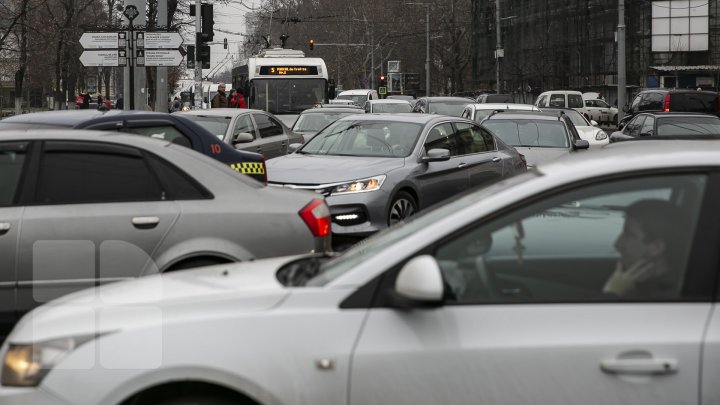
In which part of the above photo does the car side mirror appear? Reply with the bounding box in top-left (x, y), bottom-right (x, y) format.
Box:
top-left (389, 255), bottom-right (444, 308)
top-left (590, 120), bottom-right (598, 127)
top-left (574, 139), bottom-right (590, 150)
top-left (622, 105), bottom-right (629, 113)
top-left (288, 143), bottom-right (303, 153)
top-left (421, 148), bottom-right (451, 163)
top-left (233, 132), bottom-right (254, 144)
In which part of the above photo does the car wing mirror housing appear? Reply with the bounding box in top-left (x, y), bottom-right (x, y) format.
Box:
top-left (288, 143), bottom-right (303, 153)
top-left (591, 120), bottom-right (599, 127)
top-left (389, 255), bottom-right (445, 309)
top-left (574, 139), bottom-right (590, 150)
top-left (421, 148), bottom-right (451, 163)
top-left (233, 132), bottom-right (254, 144)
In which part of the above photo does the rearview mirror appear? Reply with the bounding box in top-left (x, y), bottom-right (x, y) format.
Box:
top-left (233, 132), bottom-right (254, 144)
top-left (574, 139), bottom-right (590, 150)
top-left (421, 148), bottom-right (451, 163)
top-left (288, 143), bottom-right (303, 153)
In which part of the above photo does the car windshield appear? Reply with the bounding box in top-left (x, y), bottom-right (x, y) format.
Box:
top-left (307, 171), bottom-right (539, 286)
top-left (292, 112), bottom-right (357, 132)
top-left (483, 120), bottom-right (570, 148)
top-left (372, 103), bottom-right (412, 113)
top-left (336, 94), bottom-right (368, 106)
top-left (657, 116), bottom-right (720, 136)
top-left (298, 119), bottom-right (422, 157)
top-left (180, 115), bottom-right (230, 139)
top-left (428, 100), bottom-right (471, 116)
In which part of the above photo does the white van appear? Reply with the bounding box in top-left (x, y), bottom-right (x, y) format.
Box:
top-left (336, 89), bottom-right (379, 107)
top-left (534, 90), bottom-right (590, 118)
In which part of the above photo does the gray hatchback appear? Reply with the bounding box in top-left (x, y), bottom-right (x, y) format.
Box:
top-left (0, 130), bottom-right (331, 340)
top-left (267, 113), bottom-right (526, 241)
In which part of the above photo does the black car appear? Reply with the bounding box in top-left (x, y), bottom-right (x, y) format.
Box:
top-left (610, 112), bottom-right (720, 142)
top-left (619, 89), bottom-right (720, 129)
top-left (0, 110), bottom-right (267, 183)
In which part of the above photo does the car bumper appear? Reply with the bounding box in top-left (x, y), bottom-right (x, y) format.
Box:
top-left (326, 189), bottom-right (391, 237)
top-left (0, 387), bottom-right (66, 405)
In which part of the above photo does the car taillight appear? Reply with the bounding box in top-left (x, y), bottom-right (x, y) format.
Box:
top-left (299, 199), bottom-right (331, 237)
top-left (663, 94), bottom-right (670, 112)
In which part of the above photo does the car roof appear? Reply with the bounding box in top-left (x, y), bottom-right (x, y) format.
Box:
top-left (468, 103), bottom-right (537, 110)
top-left (300, 107), bottom-right (363, 114)
top-left (367, 99), bottom-right (412, 104)
top-left (485, 111), bottom-right (566, 121)
top-left (177, 108), bottom-right (266, 116)
top-left (422, 96), bottom-right (475, 102)
top-left (634, 111), bottom-right (720, 118)
top-left (0, 109), bottom-right (139, 127)
top-left (638, 88), bottom-right (719, 95)
top-left (338, 89), bottom-right (375, 95)
top-left (0, 128), bottom-right (174, 148)
top-left (336, 112), bottom-right (461, 124)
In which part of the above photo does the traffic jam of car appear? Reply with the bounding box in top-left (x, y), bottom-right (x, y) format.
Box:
top-left (2, 1), bottom-right (720, 403)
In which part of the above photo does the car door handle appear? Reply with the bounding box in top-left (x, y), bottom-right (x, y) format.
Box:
top-left (492, 157), bottom-right (501, 162)
top-left (457, 162), bottom-right (467, 168)
top-left (600, 358), bottom-right (678, 375)
top-left (132, 217), bottom-right (160, 229)
top-left (0, 223), bottom-right (9, 235)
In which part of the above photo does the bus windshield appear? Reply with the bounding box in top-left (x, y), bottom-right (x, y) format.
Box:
top-left (250, 78), bottom-right (326, 114)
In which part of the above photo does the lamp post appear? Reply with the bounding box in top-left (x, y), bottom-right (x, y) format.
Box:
top-left (495, 0), bottom-right (516, 94)
top-left (406, 3), bottom-right (431, 96)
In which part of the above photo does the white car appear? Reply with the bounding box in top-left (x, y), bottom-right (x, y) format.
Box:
top-left (461, 102), bottom-right (540, 123)
top-left (2, 140), bottom-right (719, 405)
top-left (584, 98), bottom-right (619, 126)
top-left (541, 107), bottom-right (609, 147)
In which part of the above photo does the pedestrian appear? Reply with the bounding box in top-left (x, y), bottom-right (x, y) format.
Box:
top-left (105, 98), bottom-right (111, 110)
top-left (97, 94), bottom-right (104, 109)
top-left (75, 93), bottom-right (84, 109)
top-left (228, 89), bottom-right (238, 108)
top-left (115, 94), bottom-right (124, 110)
top-left (235, 90), bottom-right (247, 108)
top-left (82, 92), bottom-right (91, 109)
top-left (211, 82), bottom-right (228, 108)
top-left (172, 96), bottom-right (181, 112)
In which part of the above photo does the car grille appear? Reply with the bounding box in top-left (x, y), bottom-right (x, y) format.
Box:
top-left (268, 182), bottom-right (335, 197)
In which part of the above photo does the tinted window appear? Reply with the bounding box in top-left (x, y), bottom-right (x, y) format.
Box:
top-left (301, 120), bottom-right (422, 157)
top-left (0, 144), bottom-right (27, 207)
top-left (434, 174), bottom-right (706, 303)
top-left (640, 93), bottom-right (664, 111)
top-left (124, 125), bottom-right (192, 148)
top-left (482, 120), bottom-right (569, 148)
top-left (425, 123), bottom-right (457, 155)
top-left (36, 145), bottom-right (162, 204)
top-left (626, 115), bottom-right (646, 137)
top-left (640, 116), bottom-right (655, 135)
top-left (567, 94), bottom-right (584, 108)
top-left (146, 153), bottom-right (210, 200)
top-left (656, 116), bottom-right (720, 136)
top-left (455, 123), bottom-right (496, 153)
top-left (428, 101), bottom-right (470, 116)
top-left (253, 114), bottom-right (284, 138)
top-left (669, 93), bottom-right (719, 113)
top-left (548, 94), bottom-right (565, 108)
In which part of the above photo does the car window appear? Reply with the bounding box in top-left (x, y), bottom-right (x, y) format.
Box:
top-left (146, 153), bottom-right (210, 200)
top-left (536, 95), bottom-right (547, 106)
top-left (482, 120), bottom-right (569, 148)
top-left (123, 125), bottom-right (192, 148)
top-left (181, 115), bottom-right (231, 140)
top-left (35, 143), bottom-right (163, 204)
top-left (461, 108), bottom-right (472, 119)
top-left (301, 120), bottom-right (422, 158)
top-left (424, 123), bottom-right (457, 155)
top-left (656, 116), bottom-right (720, 136)
top-left (548, 94), bottom-right (565, 108)
top-left (596, 100), bottom-right (610, 108)
top-left (670, 93), bottom-right (720, 113)
top-left (640, 116), bottom-right (655, 136)
top-left (567, 94), bottom-right (584, 108)
top-left (585, 100), bottom-right (595, 108)
top-left (641, 93), bottom-right (664, 110)
top-left (630, 94), bottom-right (642, 112)
top-left (626, 115), bottom-right (646, 137)
top-left (0, 143), bottom-right (27, 207)
top-left (433, 174), bottom-right (706, 304)
top-left (233, 114), bottom-right (257, 141)
top-left (454, 122), bottom-right (496, 153)
top-left (253, 114), bottom-right (284, 138)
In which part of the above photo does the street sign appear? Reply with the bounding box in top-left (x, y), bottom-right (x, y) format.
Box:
top-left (80, 50), bottom-right (120, 66)
top-left (80, 32), bottom-right (124, 49)
top-left (142, 50), bottom-right (183, 66)
top-left (144, 32), bottom-right (184, 49)
top-left (135, 50), bottom-right (145, 67)
top-left (378, 86), bottom-right (387, 95)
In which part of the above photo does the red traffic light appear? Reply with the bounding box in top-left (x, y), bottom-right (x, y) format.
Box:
top-left (309, 39), bottom-right (314, 50)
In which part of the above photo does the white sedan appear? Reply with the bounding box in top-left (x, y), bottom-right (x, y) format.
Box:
top-left (1, 140), bottom-right (719, 405)
top-left (544, 107), bottom-right (609, 147)
top-left (584, 98), bottom-right (619, 126)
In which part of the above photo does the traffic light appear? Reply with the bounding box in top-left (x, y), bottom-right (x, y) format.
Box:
top-left (379, 75), bottom-right (387, 86)
top-left (186, 45), bottom-right (195, 69)
top-left (190, 3), bottom-right (214, 42)
top-left (309, 39), bottom-right (314, 51)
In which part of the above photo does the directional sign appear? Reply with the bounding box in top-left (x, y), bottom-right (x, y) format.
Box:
top-left (80, 32), bottom-right (124, 49)
top-left (142, 49), bottom-right (183, 66)
top-left (144, 32), bottom-right (183, 49)
top-left (80, 50), bottom-right (120, 66)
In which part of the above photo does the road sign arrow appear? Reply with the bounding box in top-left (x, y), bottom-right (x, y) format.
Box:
top-left (80, 50), bottom-right (119, 66)
top-left (143, 49), bottom-right (183, 66)
top-left (144, 32), bottom-right (184, 49)
top-left (80, 32), bottom-right (121, 49)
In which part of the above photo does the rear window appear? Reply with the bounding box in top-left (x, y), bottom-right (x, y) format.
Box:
top-left (669, 93), bottom-right (719, 114)
top-left (657, 116), bottom-right (720, 136)
top-left (483, 120), bottom-right (569, 148)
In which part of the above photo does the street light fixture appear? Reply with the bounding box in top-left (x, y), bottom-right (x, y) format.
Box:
top-left (406, 2), bottom-right (431, 97)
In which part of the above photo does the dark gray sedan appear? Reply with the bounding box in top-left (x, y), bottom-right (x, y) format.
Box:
top-left (267, 114), bottom-right (526, 241)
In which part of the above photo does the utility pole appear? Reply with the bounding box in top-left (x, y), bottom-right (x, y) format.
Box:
top-left (496, 0), bottom-right (501, 94)
top-left (370, 23), bottom-right (375, 88)
top-left (156, 0), bottom-right (168, 112)
top-left (617, 0), bottom-right (626, 122)
top-left (194, 0), bottom-right (202, 109)
top-left (425, 4), bottom-right (430, 96)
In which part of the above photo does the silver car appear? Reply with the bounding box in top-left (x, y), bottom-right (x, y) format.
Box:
top-left (0, 130), bottom-right (331, 340)
top-left (267, 114), bottom-right (526, 241)
top-left (176, 108), bottom-right (304, 158)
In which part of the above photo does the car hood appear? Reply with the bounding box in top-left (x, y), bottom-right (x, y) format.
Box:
top-left (512, 147), bottom-right (570, 167)
top-left (267, 153), bottom-right (405, 184)
top-left (8, 257), bottom-right (298, 343)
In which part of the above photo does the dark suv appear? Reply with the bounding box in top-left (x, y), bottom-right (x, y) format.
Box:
top-left (620, 89), bottom-right (720, 129)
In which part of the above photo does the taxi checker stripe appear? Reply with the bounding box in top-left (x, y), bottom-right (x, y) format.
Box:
top-left (231, 162), bottom-right (265, 174)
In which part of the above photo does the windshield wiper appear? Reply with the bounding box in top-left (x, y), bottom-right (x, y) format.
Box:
top-left (276, 254), bottom-right (337, 286)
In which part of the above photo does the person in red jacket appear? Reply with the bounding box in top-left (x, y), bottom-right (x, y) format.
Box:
top-left (229, 89), bottom-right (247, 108)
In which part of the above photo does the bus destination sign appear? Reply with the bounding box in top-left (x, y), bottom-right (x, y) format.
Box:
top-left (259, 66), bottom-right (319, 75)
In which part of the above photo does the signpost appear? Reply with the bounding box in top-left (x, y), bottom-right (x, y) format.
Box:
top-left (144, 32), bottom-right (184, 49)
top-left (143, 50), bottom-right (184, 66)
top-left (80, 33), bottom-right (124, 49)
top-left (80, 50), bottom-right (121, 66)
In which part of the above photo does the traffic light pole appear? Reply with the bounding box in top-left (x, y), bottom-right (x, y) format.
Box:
top-left (193, 1), bottom-right (202, 109)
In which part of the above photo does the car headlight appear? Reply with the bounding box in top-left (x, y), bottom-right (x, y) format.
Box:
top-left (595, 131), bottom-right (608, 140)
top-left (2, 335), bottom-right (95, 387)
top-left (331, 175), bottom-right (386, 195)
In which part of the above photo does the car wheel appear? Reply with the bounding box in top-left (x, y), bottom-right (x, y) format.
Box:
top-left (388, 191), bottom-right (417, 226)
